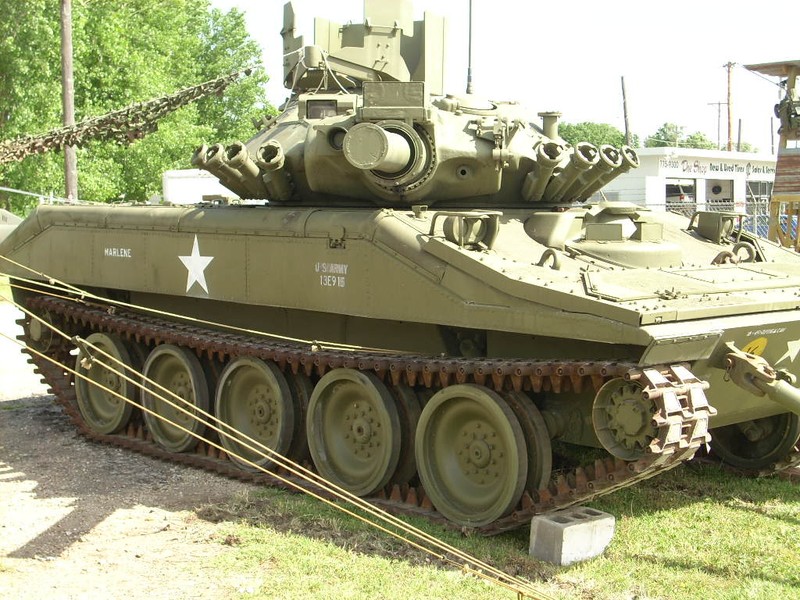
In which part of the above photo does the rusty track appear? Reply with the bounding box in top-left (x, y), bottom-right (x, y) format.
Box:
top-left (24, 294), bottom-right (719, 534)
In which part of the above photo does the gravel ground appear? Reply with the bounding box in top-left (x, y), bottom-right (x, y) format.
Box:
top-left (0, 303), bottom-right (260, 599)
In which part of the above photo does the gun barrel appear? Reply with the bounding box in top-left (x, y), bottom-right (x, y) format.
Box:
top-left (226, 141), bottom-right (268, 198)
top-left (543, 142), bottom-right (599, 203)
top-left (342, 123), bottom-right (412, 173)
top-left (583, 145), bottom-right (640, 199)
top-left (192, 143), bottom-right (247, 198)
top-left (567, 144), bottom-right (623, 200)
top-left (522, 141), bottom-right (565, 201)
top-left (256, 140), bottom-right (294, 202)
top-left (190, 143), bottom-right (209, 169)
top-left (202, 143), bottom-right (252, 198)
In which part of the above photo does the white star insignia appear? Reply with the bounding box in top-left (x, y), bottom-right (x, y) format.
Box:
top-left (776, 339), bottom-right (800, 366)
top-left (179, 235), bottom-right (214, 294)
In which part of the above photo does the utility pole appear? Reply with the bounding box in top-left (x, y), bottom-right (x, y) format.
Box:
top-left (737, 118), bottom-right (742, 152)
top-left (708, 101), bottom-right (727, 150)
top-left (724, 61), bottom-right (736, 151)
top-left (60, 0), bottom-right (78, 201)
top-left (621, 76), bottom-right (631, 146)
top-left (770, 116), bottom-right (775, 155)
top-left (465, 0), bottom-right (474, 94)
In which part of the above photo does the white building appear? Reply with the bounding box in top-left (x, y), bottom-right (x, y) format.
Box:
top-left (161, 168), bottom-right (236, 205)
top-left (598, 147), bottom-right (776, 214)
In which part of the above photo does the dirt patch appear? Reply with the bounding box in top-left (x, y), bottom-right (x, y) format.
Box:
top-left (0, 304), bottom-right (259, 599)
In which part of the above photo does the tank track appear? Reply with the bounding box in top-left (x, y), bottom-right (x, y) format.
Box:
top-left (771, 450), bottom-right (800, 480)
top-left (693, 445), bottom-right (800, 482)
top-left (22, 294), bottom-right (715, 535)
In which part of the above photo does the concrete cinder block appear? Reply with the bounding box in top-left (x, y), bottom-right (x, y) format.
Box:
top-left (529, 506), bottom-right (615, 566)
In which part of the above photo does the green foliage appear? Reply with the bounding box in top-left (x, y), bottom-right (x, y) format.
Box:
top-left (738, 141), bottom-right (756, 152)
top-left (558, 122), bottom-right (638, 148)
top-left (0, 0), bottom-right (272, 210)
top-left (645, 122), bottom-right (685, 147)
top-left (683, 131), bottom-right (717, 150)
top-left (195, 8), bottom-right (273, 142)
top-left (646, 122), bottom-right (721, 150)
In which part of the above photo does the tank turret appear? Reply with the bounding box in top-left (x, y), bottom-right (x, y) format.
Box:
top-left (194, 1), bottom-right (637, 209)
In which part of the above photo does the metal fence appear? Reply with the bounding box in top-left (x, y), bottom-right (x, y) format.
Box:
top-left (653, 198), bottom-right (772, 239)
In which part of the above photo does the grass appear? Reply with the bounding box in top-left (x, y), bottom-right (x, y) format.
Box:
top-left (202, 491), bottom-right (529, 600)
top-left (198, 462), bottom-right (799, 600)
top-left (574, 465), bottom-right (799, 599)
top-left (0, 268), bottom-right (793, 597)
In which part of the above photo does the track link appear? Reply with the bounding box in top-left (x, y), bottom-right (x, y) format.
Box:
top-left (24, 295), bottom-right (718, 534)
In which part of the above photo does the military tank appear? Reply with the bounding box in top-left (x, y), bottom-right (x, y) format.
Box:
top-left (2, 1), bottom-right (799, 532)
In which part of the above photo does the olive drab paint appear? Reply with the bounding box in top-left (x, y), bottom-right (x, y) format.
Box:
top-left (2, 1), bottom-right (800, 527)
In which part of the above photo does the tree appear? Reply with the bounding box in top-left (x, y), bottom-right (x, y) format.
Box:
top-left (683, 131), bottom-right (716, 150)
top-left (0, 0), bottom-right (272, 212)
top-left (558, 122), bottom-right (638, 148)
top-left (645, 122), bottom-right (721, 150)
top-left (0, 2), bottom-right (66, 211)
top-left (644, 123), bottom-right (684, 148)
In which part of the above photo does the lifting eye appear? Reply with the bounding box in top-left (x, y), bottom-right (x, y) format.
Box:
top-left (443, 216), bottom-right (487, 247)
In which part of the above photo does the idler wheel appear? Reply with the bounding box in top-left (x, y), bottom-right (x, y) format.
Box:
top-left (215, 357), bottom-right (294, 471)
top-left (711, 413), bottom-right (800, 470)
top-left (74, 332), bottom-right (136, 434)
top-left (141, 344), bottom-right (209, 453)
top-left (415, 384), bottom-right (527, 527)
top-left (306, 369), bottom-right (401, 497)
top-left (592, 378), bottom-right (657, 460)
top-left (25, 308), bottom-right (61, 353)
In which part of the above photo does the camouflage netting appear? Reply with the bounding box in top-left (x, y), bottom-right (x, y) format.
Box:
top-left (0, 69), bottom-right (250, 165)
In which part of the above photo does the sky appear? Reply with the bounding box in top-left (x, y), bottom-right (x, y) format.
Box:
top-left (211, 0), bottom-right (796, 154)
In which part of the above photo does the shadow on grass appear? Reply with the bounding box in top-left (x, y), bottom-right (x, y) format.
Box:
top-left (589, 459), bottom-right (799, 519)
top-left (193, 452), bottom-right (799, 596)
top-left (720, 494), bottom-right (800, 527)
top-left (624, 551), bottom-right (800, 590)
top-left (195, 485), bottom-right (557, 584)
top-left (4, 393), bottom-right (796, 598)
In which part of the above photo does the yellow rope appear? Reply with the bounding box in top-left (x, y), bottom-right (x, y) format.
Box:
top-left (2, 290), bottom-right (554, 600)
top-left (0, 256), bottom-right (409, 355)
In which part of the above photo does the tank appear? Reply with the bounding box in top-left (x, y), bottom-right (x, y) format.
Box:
top-left (2, 1), bottom-right (799, 532)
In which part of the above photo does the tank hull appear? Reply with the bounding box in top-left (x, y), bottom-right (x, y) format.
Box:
top-left (4, 202), bottom-right (800, 432)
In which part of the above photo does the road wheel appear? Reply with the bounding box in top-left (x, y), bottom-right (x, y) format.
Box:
top-left (307, 369), bottom-right (401, 496)
top-left (215, 357), bottom-right (294, 471)
top-left (75, 332), bottom-right (136, 434)
top-left (142, 344), bottom-right (209, 453)
top-left (415, 384), bottom-right (527, 527)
